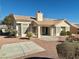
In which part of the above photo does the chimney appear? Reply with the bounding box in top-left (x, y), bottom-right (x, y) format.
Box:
top-left (36, 11), bottom-right (43, 21)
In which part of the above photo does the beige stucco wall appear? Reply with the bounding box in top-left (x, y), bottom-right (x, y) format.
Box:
top-left (55, 26), bottom-right (61, 36)
top-left (56, 21), bottom-right (70, 27)
top-left (50, 27), bottom-right (56, 36)
top-left (55, 21), bottom-right (70, 36)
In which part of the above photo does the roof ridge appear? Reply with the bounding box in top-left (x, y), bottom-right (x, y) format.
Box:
top-left (13, 15), bottom-right (33, 17)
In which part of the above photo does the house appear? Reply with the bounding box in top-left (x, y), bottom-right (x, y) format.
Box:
top-left (0, 24), bottom-right (8, 33)
top-left (0, 24), bottom-right (8, 29)
top-left (70, 24), bottom-right (79, 34)
top-left (9, 11), bottom-right (71, 38)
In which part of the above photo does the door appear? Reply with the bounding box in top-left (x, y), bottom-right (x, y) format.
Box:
top-left (42, 27), bottom-right (49, 35)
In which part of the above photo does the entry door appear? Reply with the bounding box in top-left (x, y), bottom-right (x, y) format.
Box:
top-left (42, 27), bottom-right (49, 35)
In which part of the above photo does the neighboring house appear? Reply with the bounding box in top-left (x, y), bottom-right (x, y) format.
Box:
top-left (0, 25), bottom-right (8, 29)
top-left (70, 24), bottom-right (79, 34)
top-left (9, 11), bottom-right (71, 38)
top-left (0, 24), bottom-right (8, 33)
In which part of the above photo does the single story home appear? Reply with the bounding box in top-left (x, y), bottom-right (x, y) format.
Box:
top-left (8, 11), bottom-right (71, 38)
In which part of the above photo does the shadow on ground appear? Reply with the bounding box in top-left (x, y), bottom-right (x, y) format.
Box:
top-left (20, 37), bottom-right (29, 40)
top-left (25, 57), bottom-right (53, 59)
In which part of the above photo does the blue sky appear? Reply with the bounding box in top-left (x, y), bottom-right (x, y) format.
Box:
top-left (0, 0), bottom-right (79, 23)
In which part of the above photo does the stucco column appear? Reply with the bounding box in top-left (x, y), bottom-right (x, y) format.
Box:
top-left (50, 27), bottom-right (53, 36)
top-left (56, 26), bottom-right (61, 36)
top-left (16, 25), bottom-right (19, 37)
top-left (66, 26), bottom-right (70, 31)
top-left (21, 23), bottom-right (23, 37)
top-left (37, 26), bottom-right (41, 38)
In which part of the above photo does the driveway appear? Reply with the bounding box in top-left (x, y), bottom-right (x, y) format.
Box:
top-left (0, 36), bottom-right (61, 59)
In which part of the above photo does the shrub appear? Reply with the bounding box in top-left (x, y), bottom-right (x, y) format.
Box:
top-left (9, 29), bottom-right (17, 37)
top-left (57, 37), bottom-right (79, 59)
top-left (56, 41), bottom-right (77, 59)
top-left (60, 30), bottom-right (66, 36)
top-left (66, 31), bottom-right (72, 35)
top-left (26, 32), bottom-right (33, 40)
top-left (6, 29), bottom-right (17, 37)
top-left (66, 36), bottom-right (75, 42)
top-left (66, 35), bottom-right (79, 42)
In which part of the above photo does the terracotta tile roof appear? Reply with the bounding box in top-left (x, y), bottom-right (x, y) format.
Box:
top-left (36, 20), bottom-right (64, 26)
top-left (13, 15), bottom-right (34, 21)
top-left (13, 15), bottom-right (67, 26)
top-left (72, 24), bottom-right (79, 28)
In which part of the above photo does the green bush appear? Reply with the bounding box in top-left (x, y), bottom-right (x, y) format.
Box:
top-left (66, 31), bottom-right (72, 35)
top-left (60, 30), bottom-right (66, 36)
top-left (6, 29), bottom-right (17, 37)
top-left (27, 32), bottom-right (33, 40)
top-left (60, 31), bottom-right (72, 36)
top-left (9, 29), bottom-right (17, 36)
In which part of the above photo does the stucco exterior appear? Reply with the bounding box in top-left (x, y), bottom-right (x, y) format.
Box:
top-left (55, 20), bottom-right (70, 36)
top-left (10, 11), bottom-right (71, 38)
top-left (16, 21), bottom-right (31, 37)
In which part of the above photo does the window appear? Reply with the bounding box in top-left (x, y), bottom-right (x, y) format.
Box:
top-left (32, 27), bottom-right (36, 33)
top-left (61, 27), bottom-right (66, 31)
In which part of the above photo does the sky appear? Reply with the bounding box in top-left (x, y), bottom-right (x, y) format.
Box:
top-left (0, 0), bottom-right (79, 23)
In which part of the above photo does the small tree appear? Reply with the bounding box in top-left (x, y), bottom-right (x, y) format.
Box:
top-left (27, 32), bottom-right (33, 40)
top-left (2, 14), bottom-right (14, 29)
